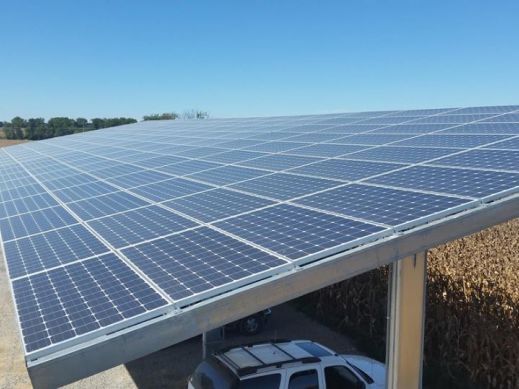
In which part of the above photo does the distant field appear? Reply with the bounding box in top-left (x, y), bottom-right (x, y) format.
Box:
top-left (0, 139), bottom-right (26, 148)
top-left (0, 128), bottom-right (26, 148)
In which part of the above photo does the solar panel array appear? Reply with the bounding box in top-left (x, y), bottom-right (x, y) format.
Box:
top-left (1, 105), bottom-right (519, 358)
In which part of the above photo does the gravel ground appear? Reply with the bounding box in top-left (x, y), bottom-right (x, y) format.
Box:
top-left (0, 247), bottom-right (357, 389)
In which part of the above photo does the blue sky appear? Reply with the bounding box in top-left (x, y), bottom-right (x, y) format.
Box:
top-left (1, 1), bottom-right (519, 120)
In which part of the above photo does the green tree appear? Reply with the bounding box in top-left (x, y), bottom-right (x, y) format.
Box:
top-left (75, 117), bottom-right (88, 130)
top-left (47, 117), bottom-right (74, 138)
top-left (143, 112), bottom-right (179, 121)
top-left (26, 118), bottom-right (46, 140)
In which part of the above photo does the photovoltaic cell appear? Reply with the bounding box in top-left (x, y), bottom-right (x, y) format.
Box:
top-left (438, 123), bottom-right (519, 135)
top-left (4, 224), bottom-right (109, 278)
top-left (289, 159), bottom-right (404, 181)
top-left (431, 149), bottom-right (519, 171)
top-left (12, 253), bottom-right (167, 352)
top-left (392, 134), bottom-right (510, 148)
top-left (288, 143), bottom-right (368, 157)
top-left (87, 205), bottom-right (198, 248)
top-left (122, 227), bottom-right (287, 301)
top-left (52, 181), bottom-right (119, 203)
top-left (0, 193), bottom-right (59, 219)
top-left (332, 134), bottom-right (413, 145)
top-left (230, 173), bottom-right (340, 200)
top-left (215, 204), bottom-right (386, 260)
top-left (202, 150), bottom-right (268, 163)
top-left (346, 146), bottom-right (460, 163)
top-left (483, 137), bottom-right (519, 150)
top-left (130, 178), bottom-right (213, 202)
top-left (105, 170), bottom-right (171, 189)
top-left (0, 206), bottom-right (77, 241)
top-left (244, 141), bottom-right (307, 153)
top-left (164, 188), bottom-right (275, 222)
top-left (368, 166), bottom-right (519, 198)
top-left (238, 154), bottom-right (323, 171)
top-left (187, 165), bottom-right (269, 186)
top-left (157, 160), bottom-right (222, 176)
top-left (66, 191), bottom-right (149, 221)
top-left (295, 184), bottom-right (472, 227)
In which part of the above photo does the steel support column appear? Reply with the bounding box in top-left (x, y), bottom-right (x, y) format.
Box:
top-left (202, 327), bottom-right (224, 359)
top-left (386, 252), bottom-right (427, 389)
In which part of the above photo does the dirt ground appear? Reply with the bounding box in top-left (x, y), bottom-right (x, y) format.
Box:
top-left (0, 246), bottom-right (357, 389)
top-left (0, 140), bottom-right (26, 148)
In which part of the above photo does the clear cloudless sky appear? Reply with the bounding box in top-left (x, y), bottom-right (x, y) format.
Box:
top-left (1, 0), bottom-right (519, 120)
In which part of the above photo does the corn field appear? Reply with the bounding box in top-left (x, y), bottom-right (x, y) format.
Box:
top-left (301, 218), bottom-right (518, 388)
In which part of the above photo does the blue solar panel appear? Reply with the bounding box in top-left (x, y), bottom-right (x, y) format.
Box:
top-left (230, 173), bottom-right (340, 200)
top-left (188, 165), bottom-right (269, 186)
top-left (87, 205), bottom-right (198, 248)
top-left (346, 146), bottom-right (460, 163)
top-left (0, 206), bottom-right (77, 241)
top-left (481, 113), bottom-right (519, 122)
top-left (370, 124), bottom-right (452, 134)
top-left (332, 134), bottom-right (413, 145)
top-left (164, 188), bottom-right (275, 222)
top-left (202, 150), bottom-right (268, 163)
top-left (411, 114), bottom-right (495, 124)
top-left (288, 143), bottom-right (368, 157)
top-left (295, 184), bottom-right (472, 228)
top-left (66, 191), bottom-right (149, 221)
top-left (133, 155), bottom-right (188, 168)
top-left (438, 122), bottom-right (519, 135)
top-left (4, 224), bottom-right (109, 278)
top-left (105, 170), bottom-right (171, 189)
top-left (43, 174), bottom-right (99, 191)
top-left (1, 105), bottom-right (518, 358)
top-left (368, 166), bottom-right (519, 198)
top-left (244, 141), bottom-right (307, 153)
top-left (289, 159), bottom-right (404, 181)
top-left (122, 227), bottom-right (287, 300)
top-left (483, 136), bottom-right (519, 150)
top-left (0, 193), bottom-right (58, 219)
top-left (392, 134), bottom-right (511, 148)
top-left (214, 204), bottom-right (386, 260)
top-left (130, 178), bottom-right (212, 202)
top-left (238, 154), bottom-right (323, 171)
top-left (52, 181), bottom-right (119, 203)
top-left (0, 183), bottom-right (47, 202)
top-left (431, 149), bottom-right (519, 171)
top-left (157, 159), bottom-right (222, 176)
top-left (12, 253), bottom-right (167, 352)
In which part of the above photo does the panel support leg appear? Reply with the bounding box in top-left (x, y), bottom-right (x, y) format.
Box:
top-left (386, 252), bottom-right (427, 389)
top-left (202, 327), bottom-right (224, 359)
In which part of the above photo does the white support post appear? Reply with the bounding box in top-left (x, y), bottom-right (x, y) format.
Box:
top-left (386, 252), bottom-right (427, 389)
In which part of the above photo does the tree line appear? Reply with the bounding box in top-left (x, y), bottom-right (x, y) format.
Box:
top-left (1, 116), bottom-right (137, 140)
top-left (1, 110), bottom-right (209, 141)
top-left (143, 110), bottom-right (209, 121)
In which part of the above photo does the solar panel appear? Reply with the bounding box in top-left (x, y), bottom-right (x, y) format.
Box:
top-left (87, 205), bottom-right (198, 248)
top-left (121, 227), bottom-right (289, 300)
top-left (164, 188), bottom-right (275, 222)
top-left (0, 104), bottom-right (518, 372)
top-left (230, 173), bottom-right (341, 200)
top-left (12, 253), bottom-right (167, 352)
top-left (367, 165), bottom-right (519, 199)
top-left (295, 184), bottom-right (473, 229)
top-left (214, 204), bottom-right (387, 261)
top-left (288, 159), bottom-right (404, 181)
